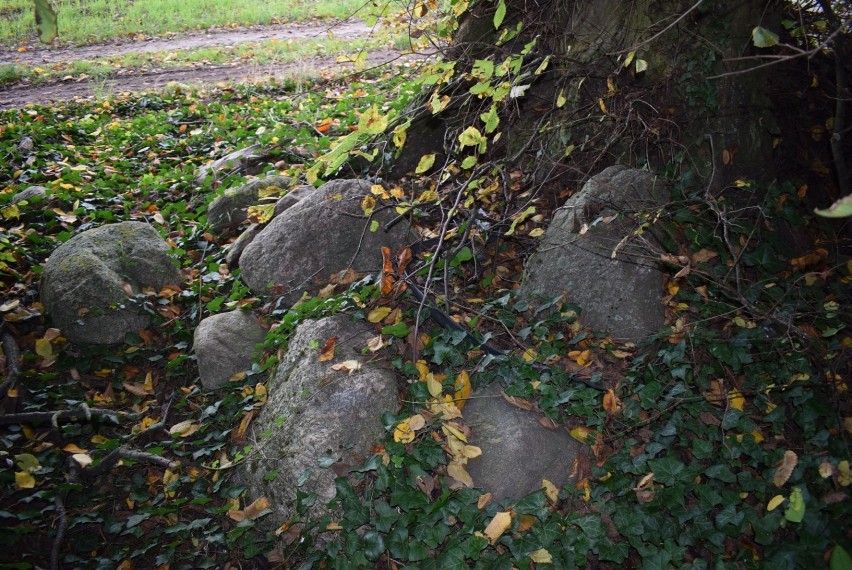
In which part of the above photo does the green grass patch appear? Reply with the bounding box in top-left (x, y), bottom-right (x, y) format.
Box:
top-left (0, 34), bottom-right (397, 88)
top-left (0, 0), bottom-right (385, 47)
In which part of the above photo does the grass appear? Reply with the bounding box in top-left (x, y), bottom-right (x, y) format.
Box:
top-left (0, 0), bottom-right (390, 47)
top-left (0, 33), bottom-right (397, 87)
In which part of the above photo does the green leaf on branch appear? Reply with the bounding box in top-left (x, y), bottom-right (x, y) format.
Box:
top-left (458, 126), bottom-right (484, 149)
top-left (493, 0), bottom-right (507, 30)
top-left (480, 105), bottom-right (499, 133)
top-left (416, 154), bottom-right (436, 174)
top-left (752, 26), bottom-right (780, 48)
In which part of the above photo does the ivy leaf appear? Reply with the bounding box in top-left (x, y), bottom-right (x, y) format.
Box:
top-left (752, 26), bottom-right (780, 48)
top-left (493, 0), bottom-right (507, 30)
top-left (831, 545), bottom-right (852, 570)
top-left (784, 486), bottom-right (805, 523)
top-left (648, 455), bottom-right (685, 486)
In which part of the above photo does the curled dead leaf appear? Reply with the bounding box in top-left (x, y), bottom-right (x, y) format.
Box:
top-left (331, 360), bottom-right (362, 375)
top-left (483, 511), bottom-right (512, 544)
top-left (773, 450), bottom-right (798, 487)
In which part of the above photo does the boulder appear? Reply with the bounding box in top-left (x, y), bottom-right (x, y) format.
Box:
top-left (194, 310), bottom-right (267, 390)
top-left (239, 315), bottom-right (399, 523)
top-left (41, 222), bottom-right (181, 345)
top-left (273, 184), bottom-right (314, 217)
top-left (11, 185), bottom-right (48, 205)
top-left (239, 179), bottom-right (414, 306)
top-left (464, 383), bottom-right (584, 502)
top-left (520, 166), bottom-right (667, 342)
top-left (224, 224), bottom-right (264, 268)
top-left (206, 175), bottom-right (291, 235)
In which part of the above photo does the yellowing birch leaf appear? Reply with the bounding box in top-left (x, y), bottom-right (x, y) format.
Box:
top-left (442, 423), bottom-right (467, 443)
top-left (169, 420), bottom-right (202, 438)
top-left (426, 373), bottom-right (443, 397)
top-left (35, 337), bottom-right (52, 359)
top-left (774, 450), bottom-right (798, 487)
top-left (569, 426), bottom-right (595, 444)
top-left (62, 443), bottom-right (88, 454)
top-left (462, 445), bottom-right (482, 459)
top-left (394, 418), bottom-right (414, 443)
top-left (367, 307), bottom-right (392, 323)
top-left (453, 370), bottom-right (471, 408)
top-left (542, 479), bottom-right (559, 503)
top-left (767, 495), bottom-right (786, 511)
top-left (416, 359), bottom-right (430, 380)
top-left (253, 383), bottom-right (268, 407)
top-left (484, 511), bottom-right (512, 544)
top-left (447, 461), bottom-right (474, 487)
top-left (529, 549), bottom-right (553, 563)
top-left (521, 348), bottom-right (537, 362)
top-left (416, 153), bottom-right (436, 174)
top-left (15, 471), bottom-right (35, 489)
top-left (729, 389), bottom-right (745, 411)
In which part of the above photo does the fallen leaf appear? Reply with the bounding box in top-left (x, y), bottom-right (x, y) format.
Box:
top-left (243, 496), bottom-right (271, 520)
top-left (331, 360), bottom-right (362, 375)
top-left (774, 450), bottom-right (798, 487)
top-left (319, 336), bottom-right (337, 361)
top-left (569, 426), bottom-right (595, 444)
top-left (15, 471), bottom-right (35, 489)
top-left (529, 548), bottom-right (553, 563)
top-left (381, 246), bottom-right (395, 295)
top-left (603, 388), bottom-right (622, 415)
top-left (62, 443), bottom-right (88, 454)
top-left (767, 494), bottom-right (785, 511)
top-left (484, 511), bottom-right (512, 544)
top-left (447, 461), bottom-right (474, 487)
top-left (366, 334), bottom-right (386, 352)
top-left (728, 389), bottom-right (745, 411)
top-left (169, 420), bottom-right (202, 438)
top-left (691, 249), bottom-right (719, 263)
top-left (453, 370), bottom-right (472, 409)
top-left (367, 307), bottom-right (392, 323)
top-left (426, 373), bottom-right (443, 397)
top-left (542, 479), bottom-right (560, 503)
top-left (502, 390), bottom-right (533, 410)
top-left (72, 453), bottom-right (92, 467)
top-left (393, 418), bottom-right (415, 443)
top-left (477, 493), bottom-right (493, 508)
top-left (408, 414), bottom-right (426, 431)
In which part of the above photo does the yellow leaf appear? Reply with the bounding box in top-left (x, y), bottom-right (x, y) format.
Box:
top-left (556, 89), bottom-right (566, 108)
top-left (415, 153), bottom-right (436, 174)
top-left (838, 460), bottom-right (850, 486)
top-left (326, 521), bottom-right (343, 531)
top-left (368, 307), bottom-right (392, 323)
top-left (62, 443), bottom-right (88, 454)
top-left (72, 453), bottom-right (92, 467)
top-left (767, 495), bottom-right (786, 511)
top-left (426, 373), bottom-right (443, 397)
top-left (416, 360), bottom-right (430, 380)
top-left (453, 370), bottom-right (472, 409)
top-left (623, 50), bottom-right (636, 68)
top-left (169, 419), bottom-right (202, 438)
top-left (521, 348), bottom-right (537, 362)
top-left (598, 98), bottom-right (607, 114)
top-left (818, 462), bottom-right (834, 478)
top-left (442, 423), bottom-right (468, 443)
top-left (569, 426), bottom-right (595, 444)
top-left (529, 549), bottom-right (553, 563)
top-left (528, 227), bottom-right (545, 237)
top-left (35, 338), bottom-right (53, 359)
top-left (15, 471), bottom-right (35, 489)
top-left (393, 418), bottom-right (414, 443)
top-left (447, 461), bottom-right (474, 487)
top-left (773, 450), bottom-right (798, 487)
top-left (542, 479), bottom-right (559, 503)
top-left (484, 511), bottom-right (512, 544)
top-left (361, 195), bottom-right (376, 216)
top-left (462, 445), bottom-right (482, 459)
top-left (254, 383), bottom-right (268, 407)
top-left (357, 105), bottom-right (388, 135)
top-left (729, 389), bottom-right (745, 411)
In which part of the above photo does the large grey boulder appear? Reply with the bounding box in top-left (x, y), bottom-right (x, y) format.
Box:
top-left (206, 175), bottom-right (292, 235)
top-left (194, 310), bottom-right (267, 390)
top-left (520, 166), bottom-right (667, 342)
top-left (41, 222), bottom-right (181, 345)
top-left (465, 383), bottom-right (584, 502)
top-left (239, 179), bottom-right (414, 306)
top-left (239, 315), bottom-right (399, 523)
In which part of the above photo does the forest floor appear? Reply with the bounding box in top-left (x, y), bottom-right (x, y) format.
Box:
top-left (0, 18), bottom-right (426, 110)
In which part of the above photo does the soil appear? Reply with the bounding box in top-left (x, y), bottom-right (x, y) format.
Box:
top-left (0, 19), bottom-right (427, 110)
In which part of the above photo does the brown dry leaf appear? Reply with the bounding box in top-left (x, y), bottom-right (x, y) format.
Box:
top-left (633, 472), bottom-right (656, 503)
top-left (122, 382), bottom-right (151, 396)
top-left (447, 461), bottom-right (474, 487)
top-left (705, 379), bottom-right (726, 406)
top-left (319, 336), bottom-right (338, 361)
top-left (230, 410), bottom-right (257, 443)
top-left (773, 450), bottom-right (798, 487)
top-left (366, 335), bottom-right (386, 352)
top-left (484, 511), bottom-right (513, 544)
top-left (243, 496), bottom-right (271, 520)
top-left (477, 493), bottom-right (493, 508)
top-left (538, 416), bottom-right (559, 430)
top-left (518, 514), bottom-right (537, 532)
top-left (691, 249), bottom-right (719, 264)
top-left (396, 247), bottom-right (413, 275)
top-left (501, 390), bottom-right (533, 410)
top-left (603, 389), bottom-right (622, 415)
top-left (381, 246), bottom-right (395, 295)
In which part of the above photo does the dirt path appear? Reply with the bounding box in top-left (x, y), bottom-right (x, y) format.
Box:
top-left (0, 19), bottom-right (428, 110)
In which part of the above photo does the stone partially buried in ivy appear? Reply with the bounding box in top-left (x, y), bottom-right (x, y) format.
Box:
top-left (464, 383), bottom-right (585, 502)
top-left (41, 221), bottom-right (181, 345)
